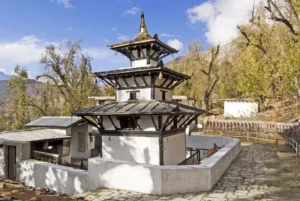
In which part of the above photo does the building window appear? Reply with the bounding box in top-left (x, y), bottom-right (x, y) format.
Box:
top-left (127, 91), bottom-right (139, 100)
top-left (161, 91), bottom-right (167, 101)
top-left (78, 132), bottom-right (86, 152)
top-left (118, 116), bottom-right (140, 130)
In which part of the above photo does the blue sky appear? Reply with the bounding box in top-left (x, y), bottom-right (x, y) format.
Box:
top-left (0, 0), bottom-right (258, 78)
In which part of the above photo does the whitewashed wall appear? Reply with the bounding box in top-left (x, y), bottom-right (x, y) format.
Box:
top-left (163, 133), bottom-right (186, 165)
top-left (224, 101), bottom-right (258, 118)
top-left (131, 59), bottom-right (157, 67)
top-left (18, 160), bottom-right (92, 196)
top-left (88, 136), bottom-right (241, 195)
top-left (102, 136), bottom-right (160, 165)
top-left (1, 141), bottom-right (31, 179)
top-left (70, 124), bottom-right (92, 160)
top-left (116, 88), bottom-right (152, 101)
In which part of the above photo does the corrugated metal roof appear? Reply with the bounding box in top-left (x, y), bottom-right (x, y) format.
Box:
top-left (73, 100), bottom-right (205, 116)
top-left (26, 116), bottom-right (84, 128)
top-left (0, 129), bottom-right (71, 142)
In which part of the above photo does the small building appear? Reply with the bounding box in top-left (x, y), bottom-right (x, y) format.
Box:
top-left (0, 129), bottom-right (70, 179)
top-left (73, 12), bottom-right (205, 165)
top-left (223, 99), bottom-right (259, 118)
top-left (0, 116), bottom-right (98, 179)
top-left (172, 96), bottom-right (195, 107)
top-left (25, 116), bottom-right (98, 165)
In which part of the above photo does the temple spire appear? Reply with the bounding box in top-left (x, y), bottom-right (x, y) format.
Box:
top-left (136, 11), bottom-right (150, 39)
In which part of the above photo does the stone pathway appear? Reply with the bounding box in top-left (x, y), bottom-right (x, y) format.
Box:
top-left (81, 143), bottom-right (300, 201)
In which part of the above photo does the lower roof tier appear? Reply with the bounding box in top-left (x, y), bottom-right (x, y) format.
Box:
top-left (72, 100), bottom-right (205, 116)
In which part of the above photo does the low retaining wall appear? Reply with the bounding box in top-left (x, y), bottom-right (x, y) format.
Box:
top-left (18, 160), bottom-right (93, 196)
top-left (88, 136), bottom-right (241, 195)
top-left (205, 119), bottom-right (300, 144)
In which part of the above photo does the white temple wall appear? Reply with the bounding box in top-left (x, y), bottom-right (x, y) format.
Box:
top-left (102, 136), bottom-right (160, 165)
top-left (224, 101), bottom-right (258, 118)
top-left (116, 88), bottom-right (152, 101)
top-left (131, 59), bottom-right (158, 68)
top-left (163, 133), bottom-right (186, 165)
top-left (154, 88), bottom-right (172, 101)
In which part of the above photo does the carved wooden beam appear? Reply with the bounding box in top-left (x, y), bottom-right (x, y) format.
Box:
top-left (166, 79), bottom-right (175, 88)
top-left (100, 78), bottom-right (115, 87)
top-left (172, 80), bottom-right (183, 89)
top-left (141, 75), bottom-right (149, 86)
top-left (133, 116), bottom-right (142, 130)
top-left (114, 77), bottom-right (122, 88)
top-left (162, 115), bottom-right (178, 131)
top-left (151, 115), bottom-right (158, 131)
top-left (160, 77), bottom-right (169, 87)
top-left (183, 115), bottom-right (198, 128)
top-left (123, 77), bottom-right (130, 87)
top-left (179, 115), bottom-right (193, 128)
top-left (132, 75), bottom-right (139, 87)
top-left (177, 115), bottom-right (185, 124)
top-left (108, 116), bottom-right (119, 130)
top-left (160, 115), bottom-right (171, 131)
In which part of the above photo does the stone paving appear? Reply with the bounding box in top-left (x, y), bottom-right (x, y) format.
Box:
top-left (81, 143), bottom-right (300, 201)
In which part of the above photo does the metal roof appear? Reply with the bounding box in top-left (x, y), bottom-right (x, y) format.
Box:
top-left (94, 66), bottom-right (191, 80)
top-left (73, 100), bottom-right (205, 116)
top-left (26, 116), bottom-right (85, 128)
top-left (0, 129), bottom-right (71, 142)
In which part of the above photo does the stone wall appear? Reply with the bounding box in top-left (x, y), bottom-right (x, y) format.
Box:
top-left (18, 160), bottom-right (93, 196)
top-left (88, 136), bottom-right (241, 195)
top-left (204, 119), bottom-right (300, 144)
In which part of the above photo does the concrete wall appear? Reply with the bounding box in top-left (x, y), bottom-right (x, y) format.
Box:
top-left (70, 124), bottom-right (92, 160)
top-left (1, 141), bottom-right (31, 179)
top-left (163, 133), bottom-right (186, 165)
top-left (88, 136), bottom-right (241, 195)
top-left (224, 101), bottom-right (258, 117)
top-left (18, 160), bottom-right (92, 196)
top-left (102, 136), bottom-right (160, 165)
top-left (88, 158), bottom-right (162, 194)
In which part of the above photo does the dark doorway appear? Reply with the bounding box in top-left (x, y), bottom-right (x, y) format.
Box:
top-left (7, 146), bottom-right (16, 180)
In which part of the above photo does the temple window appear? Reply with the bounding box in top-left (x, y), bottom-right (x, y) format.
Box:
top-left (128, 91), bottom-right (139, 100)
top-left (119, 116), bottom-right (140, 130)
top-left (161, 90), bottom-right (167, 101)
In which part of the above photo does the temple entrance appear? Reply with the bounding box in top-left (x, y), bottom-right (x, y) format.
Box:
top-left (7, 145), bottom-right (16, 180)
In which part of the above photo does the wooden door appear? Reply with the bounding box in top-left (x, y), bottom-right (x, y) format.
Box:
top-left (7, 146), bottom-right (16, 180)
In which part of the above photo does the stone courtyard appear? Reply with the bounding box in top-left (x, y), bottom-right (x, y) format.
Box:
top-left (79, 143), bottom-right (300, 201)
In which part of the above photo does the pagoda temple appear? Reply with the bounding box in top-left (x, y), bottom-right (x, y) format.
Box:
top-left (73, 12), bottom-right (205, 165)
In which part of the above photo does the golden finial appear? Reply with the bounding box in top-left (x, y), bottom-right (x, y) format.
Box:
top-left (136, 11), bottom-right (151, 39)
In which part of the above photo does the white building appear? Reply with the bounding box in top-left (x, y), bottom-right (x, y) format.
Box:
top-left (223, 99), bottom-right (259, 118)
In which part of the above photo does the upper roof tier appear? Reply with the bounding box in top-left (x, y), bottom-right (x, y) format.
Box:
top-left (108, 12), bottom-right (178, 62)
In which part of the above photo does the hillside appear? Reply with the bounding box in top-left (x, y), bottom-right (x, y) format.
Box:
top-left (0, 72), bottom-right (11, 80)
top-left (0, 79), bottom-right (39, 102)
